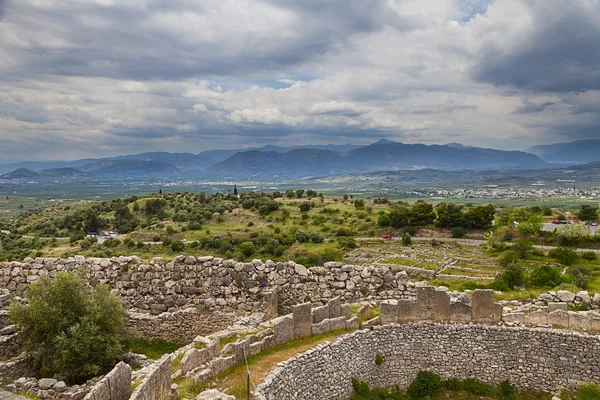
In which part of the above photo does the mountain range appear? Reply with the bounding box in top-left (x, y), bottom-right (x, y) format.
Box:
top-left (526, 139), bottom-right (600, 164)
top-left (0, 138), bottom-right (596, 182)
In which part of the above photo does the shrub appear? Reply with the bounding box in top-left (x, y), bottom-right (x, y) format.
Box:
top-left (375, 353), bottom-right (385, 366)
top-left (402, 232), bottom-right (412, 246)
top-left (567, 265), bottom-right (591, 289)
top-left (450, 227), bottom-right (465, 238)
top-left (496, 262), bottom-right (525, 290)
top-left (9, 272), bottom-right (127, 383)
top-left (549, 246), bottom-right (579, 266)
top-left (238, 241), bottom-right (255, 258)
top-left (461, 378), bottom-right (494, 395)
top-left (498, 251), bottom-right (520, 267)
top-left (513, 238), bottom-right (533, 258)
top-left (579, 382), bottom-right (600, 400)
top-left (529, 265), bottom-right (563, 288)
top-left (498, 380), bottom-right (517, 400)
top-left (406, 371), bottom-right (442, 399)
top-left (583, 251), bottom-right (598, 261)
top-left (310, 233), bottom-right (324, 243)
top-left (442, 379), bottom-right (462, 391)
top-left (295, 230), bottom-right (311, 243)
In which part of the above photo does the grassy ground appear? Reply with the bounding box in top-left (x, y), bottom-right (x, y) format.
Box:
top-left (174, 329), bottom-right (353, 400)
top-left (123, 338), bottom-right (184, 360)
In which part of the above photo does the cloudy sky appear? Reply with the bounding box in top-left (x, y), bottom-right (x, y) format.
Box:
top-left (0, 0), bottom-right (599, 160)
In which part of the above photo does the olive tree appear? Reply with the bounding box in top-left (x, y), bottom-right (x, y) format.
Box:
top-left (9, 271), bottom-right (127, 383)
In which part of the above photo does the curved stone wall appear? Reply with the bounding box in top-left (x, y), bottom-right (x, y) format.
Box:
top-left (256, 323), bottom-right (600, 400)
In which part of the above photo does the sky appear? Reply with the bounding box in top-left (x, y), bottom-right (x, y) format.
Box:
top-left (0, 0), bottom-right (599, 160)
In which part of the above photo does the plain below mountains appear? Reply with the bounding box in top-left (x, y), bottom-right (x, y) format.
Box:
top-left (0, 139), bottom-right (551, 181)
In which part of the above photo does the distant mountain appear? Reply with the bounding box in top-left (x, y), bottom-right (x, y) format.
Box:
top-left (197, 143), bottom-right (364, 164)
top-left (208, 141), bottom-right (549, 179)
top-left (1, 168), bottom-right (40, 179)
top-left (78, 160), bottom-right (180, 176)
top-left (306, 161), bottom-right (600, 187)
top-left (526, 139), bottom-right (600, 164)
top-left (1, 167), bottom-right (88, 180)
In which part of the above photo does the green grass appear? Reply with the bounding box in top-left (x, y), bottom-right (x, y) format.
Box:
top-left (123, 338), bottom-right (184, 360)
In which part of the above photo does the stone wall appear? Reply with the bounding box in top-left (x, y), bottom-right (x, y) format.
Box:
top-left (127, 308), bottom-right (236, 343)
top-left (256, 323), bottom-right (600, 400)
top-left (0, 256), bottom-right (416, 315)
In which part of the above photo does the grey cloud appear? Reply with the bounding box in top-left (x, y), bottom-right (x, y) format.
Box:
top-left (0, 0), bottom-right (6, 21)
top-left (473, 1), bottom-right (600, 92)
top-left (514, 101), bottom-right (556, 114)
top-left (1, 0), bottom-right (409, 81)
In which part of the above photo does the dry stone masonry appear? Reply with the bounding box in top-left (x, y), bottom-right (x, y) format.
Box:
top-left (0, 257), bottom-right (418, 315)
top-left (256, 323), bottom-right (600, 400)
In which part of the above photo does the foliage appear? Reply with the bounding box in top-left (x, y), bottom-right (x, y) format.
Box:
top-left (406, 371), bottom-right (443, 399)
top-left (496, 263), bottom-right (525, 290)
top-left (517, 214), bottom-right (544, 236)
top-left (402, 232), bottom-right (412, 246)
top-left (238, 241), bottom-right (255, 257)
top-left (567, 265), bottom-right (591, 289)
top-left (578, 382), bottom-right (600, 400)
top-left (549, 246), bottom-right (579, 266)
top-left (513, 239), bottom-right (534, 258)
top-left (435, 202), bottom-right (464, 228)
top-left (558, 224), bottom-right (591, 245)
top-left (529, 265), bottom-right (563, 288)
top-left (582, 251), bottom-right (598, 261)
top-left (375, 353), bottom-right (385, 366)
top-left (577, 205), bottom-right (599, 222)
top-left (9, 271), bottom-right (127, 383)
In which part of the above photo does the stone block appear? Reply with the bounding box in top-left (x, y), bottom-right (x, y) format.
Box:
top-left (502, 312), bottom-right (525, 324)
top-left (569, 311), bottom-right (591, 331)
top-left (207, 338), bottom-right (220, 359)
top-left (209, 357), bottom-right (229, 376)
top-left (397, 299), bottom-right (416, 322)
top-left (380, 300), bottom-right (399, 324)
top-left (415, 287), bottom-right (436, 320)
top-left (312, 305), bottom-right (330, 324)
top-left (131, 354), bottom-right (171, 400)
top-left (106, 362), bottom-right (132, 400)
top-left (292, 302), bottom-right (312, 339)
top-left (362, 316), bottom-right (380, 328)
top-left (471, 289), bottom-right (502, 323)
top-left (449, 301), bottom-right (472, 322)
top-left (548, 302), bottom-right (568, 312)
top-left (433, 289), bottom-right (450, 321)
top-left (260, 335), bottom-right (275, 351)
top-left (547, 309), bottom-right (569, 328)
top-left (329, 316), bottom-right (347, 332)
top-left (341, 304), bottom-right (353, 319)
top-left (525, 310), bottom-right (548, 326)
top-left (311, 319), bottom-right (331, 336)
top-left (358, 304), bottom-right (372, 320)
top-left (180, 348), bottom-right (208, 374)
top-left (193, 369), bottom-right (212, 385)
top-left (588, 312), bottom-right (600, 332)
top-left (234, 340), bottom-right (250, 364)
top-left (273, 315), bottom-right (294, 345)
top-left (328, 296), bottom-right (342, 318)
top-left (249, 341), bottom-right (262, 357)
top-left (345, 316), bottom-right (360, 330)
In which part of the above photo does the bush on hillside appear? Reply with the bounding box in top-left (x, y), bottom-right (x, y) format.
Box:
top-left (9, 271), bottom-right (127, 383)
